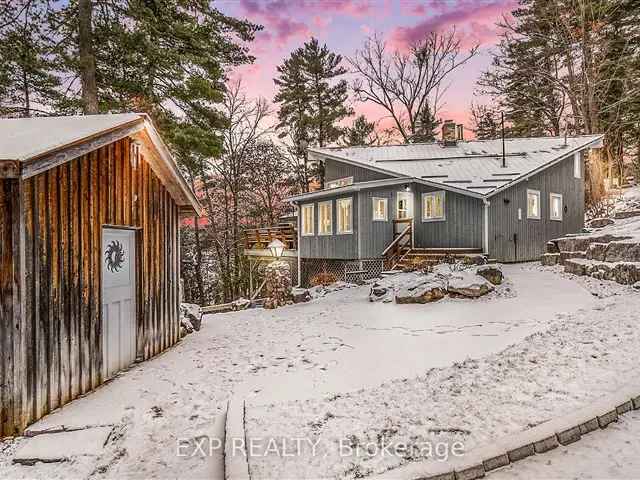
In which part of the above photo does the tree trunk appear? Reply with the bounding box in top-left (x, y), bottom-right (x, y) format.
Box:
top-left (78, 0), bottom-right (99, 114)
top-left (188, 175), bottom-right (205, 305)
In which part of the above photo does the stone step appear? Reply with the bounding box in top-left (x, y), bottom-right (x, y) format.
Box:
top-left (563, 258), bottom-right (640, 285)
top-left (614, 210), bottom-right (640, 220)
top-left (553, 234), bottom-right (633, 253)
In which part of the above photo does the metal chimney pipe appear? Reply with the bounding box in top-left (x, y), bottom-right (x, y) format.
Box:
top-left (501, 111), bottom-right (506, 168)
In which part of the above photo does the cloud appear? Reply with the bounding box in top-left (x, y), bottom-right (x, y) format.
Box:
top-left (389, 0), bottom-right (515, 50)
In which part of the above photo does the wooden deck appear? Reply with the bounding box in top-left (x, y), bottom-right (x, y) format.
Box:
top-left (243, 224), bottom-right (297, 252)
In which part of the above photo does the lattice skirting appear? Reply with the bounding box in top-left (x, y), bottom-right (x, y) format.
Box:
top-left (300, 258), bottom-right (384, 287)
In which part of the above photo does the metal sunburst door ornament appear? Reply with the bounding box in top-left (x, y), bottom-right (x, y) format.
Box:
top-left (105, 240), bottom-right (126, 273)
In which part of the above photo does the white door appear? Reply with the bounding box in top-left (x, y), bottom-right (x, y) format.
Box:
top-left (395, 192), bottom-right (414, 234)
top-left (102, 228), bottom-right (137, 380)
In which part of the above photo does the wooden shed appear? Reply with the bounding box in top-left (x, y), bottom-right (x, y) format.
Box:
top-left (0, 113), bottom-right (202, 436)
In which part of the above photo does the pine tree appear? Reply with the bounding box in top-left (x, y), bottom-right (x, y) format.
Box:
top-left (341, 115), bottom-right (378, 146)
top-left (470, 103), bottom-right (501, 140)
top-left (0, 0), bottom-right (64, 117)
top-left (274, 37), bottom-right (353, 187)
top-left (410, 104), bottom-right (441, 143)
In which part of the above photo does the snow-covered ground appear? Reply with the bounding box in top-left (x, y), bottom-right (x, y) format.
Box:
top-left (1, 261), bottom-right (638, 480)
top-left (490, 409), bottom-right (640, 480)
top-left (245, 269), bottom-right (640, 479)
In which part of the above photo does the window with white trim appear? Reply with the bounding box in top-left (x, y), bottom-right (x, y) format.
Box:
top-left (574, 153), bottom-right (581, 179)
top-left (318, 201), bottom-right (332, 235)
top-left (301, 204), bottom-right (314, 236)
top-left (372, 197), bottom-right (388, 221)
top-left (337, 197), bottom-right (353, 234)
top-left (422, 191), bottom-right (445, 221)
top-left (527, 189), bottom-right (541, 219)
top-left (326, 176), bottom-right (354, 189)
top-left (550, 193), bottom-right (563, 221)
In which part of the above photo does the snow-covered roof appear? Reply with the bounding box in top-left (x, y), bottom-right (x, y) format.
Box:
top-left (0, 113), bottom-right (203, 215)
top-left (0, 113), bottom-right (143, 161)
top-left (309, 135), bottom-right (604, 198)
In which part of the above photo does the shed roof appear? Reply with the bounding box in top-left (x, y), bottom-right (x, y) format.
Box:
top-left (307, 135), bottom-right (603, 198)
top-left (0, 113), bottom-right (202, 215)
top-left (0, 113), bottom-right (143, 161)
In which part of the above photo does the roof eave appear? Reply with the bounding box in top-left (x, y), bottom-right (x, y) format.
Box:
top-left (487, 134), bottom-right (605, 198)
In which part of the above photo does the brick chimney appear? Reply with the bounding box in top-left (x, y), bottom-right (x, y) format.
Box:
top-left (442, 120), bottom-right (457, 146)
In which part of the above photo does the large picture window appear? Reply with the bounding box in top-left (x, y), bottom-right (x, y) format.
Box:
top-left (301, 204), bottom-right (314, 236)
top-left (318, 201), bottom-right (333, 235)
top-left (372, 197), bottom-right (388, 221)
top-left (527, 189), bottom-right (541, 219)
top-left (422, 191), bottom-right (445, 221)
top-left (550, 193), bottom-right (563, 221)
top-left (337, 197), bottom-right (353, 234)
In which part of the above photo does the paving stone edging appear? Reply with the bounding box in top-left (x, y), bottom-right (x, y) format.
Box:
top-left (224, 398), bottom-right (250, 480)
top-left (374, 380), bottom-right (640, 480)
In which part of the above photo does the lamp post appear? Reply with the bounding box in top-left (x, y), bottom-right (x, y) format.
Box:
top-left (268, 239), bottom-right (285, 259)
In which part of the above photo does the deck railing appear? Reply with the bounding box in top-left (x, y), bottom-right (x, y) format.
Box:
top-left (243, 224), bottom-right (297, 250)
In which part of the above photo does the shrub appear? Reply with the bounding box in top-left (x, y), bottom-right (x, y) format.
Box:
top-left (310, 271), bottom-right (338, 286)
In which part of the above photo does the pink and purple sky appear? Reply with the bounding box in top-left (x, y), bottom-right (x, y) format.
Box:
top-left (217, 0), bottom-right (516, 135)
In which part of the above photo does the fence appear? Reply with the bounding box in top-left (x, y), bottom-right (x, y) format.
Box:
top-left (300, 258), bottom-right (384, 287)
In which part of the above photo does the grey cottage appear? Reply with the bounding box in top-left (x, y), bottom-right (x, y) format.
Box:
top-left (282, 123), bottom-right (603, 284)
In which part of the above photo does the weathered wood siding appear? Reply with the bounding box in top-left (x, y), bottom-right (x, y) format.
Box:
top-left (324, 159), bottom-right (393, 184)
top-left (412, 184), bottom-right (484, 249)
top-left (488, 152), bottom-right (585, 262)
top-left (1, 137), bottom-right (180, 435)
top-left (298, 194), bottom-right (359, 259)
top-left (0, 180), bottom-right (21, 437)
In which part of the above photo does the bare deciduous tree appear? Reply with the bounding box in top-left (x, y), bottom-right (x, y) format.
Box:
top-left (349, 30), bottom-right (478, 143)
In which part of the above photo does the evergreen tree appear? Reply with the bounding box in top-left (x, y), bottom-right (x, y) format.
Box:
top-left (470, 103), bottom-right (501, 140)
top-left (341, 115), bottom-right (378, 146)
top-left (274, 37), bottom-right (352, 187)
top-left (0, 0), bottom-right (64, 117)
top-left (410, 104), bottom-right (441, 143)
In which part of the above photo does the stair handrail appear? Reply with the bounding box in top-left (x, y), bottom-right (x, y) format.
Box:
top-left (382, 224), bottom-right (412, 256)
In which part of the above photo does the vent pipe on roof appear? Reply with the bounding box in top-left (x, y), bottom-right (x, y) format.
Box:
top-left (501, 111), bottom-right (506, 168)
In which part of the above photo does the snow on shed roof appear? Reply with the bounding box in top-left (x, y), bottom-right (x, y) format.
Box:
top-left (0, 113), bottom-right (143, 161)
top-left (309, 135), bottom-right (603, 197)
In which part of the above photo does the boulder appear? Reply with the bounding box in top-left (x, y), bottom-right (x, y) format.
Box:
top-left (180, 316), bottom-right (194, 337)
top-left (541, 253), bottom-right (560, 266)
top-left (291, 288), bottom-right (312, 304)
top-left (545, 241), bottom-right (560, 254)
top-left (587, 218), bottom-right (615, 228)
top-left (180, 303), bottom-right (202, 331)
top-left (369, 283), bottom-right (390, 302)
top-left (476, 265), bottom-right (503, 285)
top-left (395, 281), bottom-right (446, 304)
top-left (463, 255), bottom-right (487, 266)
top-left (447, 274), bottom-right (494, 298)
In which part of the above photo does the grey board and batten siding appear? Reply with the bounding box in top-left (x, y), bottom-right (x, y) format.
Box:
top-left (412, 184), bottom-right (484, 250)
top-left (324, 158), bottom-right (393, 184)
top-left (298, 193), bottom-right (359, 259)
top-left (488, 151), bottom-right (585, 262)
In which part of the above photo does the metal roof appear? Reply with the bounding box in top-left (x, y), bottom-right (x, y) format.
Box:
top-left (308, 135), bottom-right (604, 198)
top-left (0, 113), bottom-right (143, 161)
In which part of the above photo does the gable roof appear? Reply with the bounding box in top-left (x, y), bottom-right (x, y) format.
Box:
top-left (308, 135), bottom-right (603, 198)
top-left (0, 113), bottom-right (202, 215)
